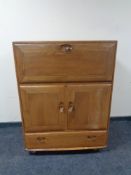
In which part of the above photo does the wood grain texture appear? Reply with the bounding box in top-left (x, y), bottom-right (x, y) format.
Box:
top-left (66, 83), bottom-right (112, 130)
top-left (13, 41), bottom-right (117, 151)
top-left (25, 130), bottom-right (107, 150)
top-left (13, 41), bottom-right (117, 83)
top-left (20, 84), bottom-right (67, 132)
top-left (20, 83), bottom-right (112, 132)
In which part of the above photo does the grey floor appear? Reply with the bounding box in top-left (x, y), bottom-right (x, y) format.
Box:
top-left (0, 118), bottom-right (131, 175)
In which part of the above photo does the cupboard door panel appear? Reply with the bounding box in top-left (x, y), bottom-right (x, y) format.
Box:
top-left (20, 85), bottom-right (66, 132)
top-left (66, 83), bottom-right (112, 130)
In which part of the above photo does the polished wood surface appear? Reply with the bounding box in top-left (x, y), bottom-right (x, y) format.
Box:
top-left (13, 41), bottom-right (117, 151)
top-left (20, 83), bottom-right (112, 132)
top-left (25, 131), bottom-right (107, 150)
top-left (13, 41), bottom-right (116, 83)
top-left (66, 83), bottom-right (112, 130)
top-left (20, 84), bottom-right (67, 132)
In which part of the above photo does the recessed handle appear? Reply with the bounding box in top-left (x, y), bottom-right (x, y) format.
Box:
top-left (58, 102), bottom-right (65, 113)
top-left (86, 135), bottom-right (96, 141)
top-left (68, 101), bottom-right (75, 112)
top-left (36, 137), bottom-right (46, 143)
top-left (60, 44), bottom-right (72, 53)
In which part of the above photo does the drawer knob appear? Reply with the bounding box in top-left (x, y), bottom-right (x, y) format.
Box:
top-left (61, 44), bottom-right (72, 53)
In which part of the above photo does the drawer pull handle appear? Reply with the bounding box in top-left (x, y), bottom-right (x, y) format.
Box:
top-left (86, 135), bottom-right (96, 141)
top-left (61, 44), bottom-right (72, 53)
top-left (68, 102), bottom-right (75, 112)
top-left (37, 137), bottom-right (46, 143)
top-left (59, 102), bottom-right (65, 113)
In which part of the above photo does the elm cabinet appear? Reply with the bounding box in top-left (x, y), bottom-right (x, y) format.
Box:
top-left (13, 41), bottom-right (117, 151)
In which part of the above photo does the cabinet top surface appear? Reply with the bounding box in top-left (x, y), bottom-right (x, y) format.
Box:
top-left (13, 40), bottom-right (117, 44)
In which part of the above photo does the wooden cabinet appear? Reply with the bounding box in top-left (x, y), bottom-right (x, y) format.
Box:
top-left (13, 41), bottom-right (117, 151)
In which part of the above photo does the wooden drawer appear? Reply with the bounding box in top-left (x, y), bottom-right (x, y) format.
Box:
top-left (13, 41), bottom-right (117, 83)
top-left (25, 131), bottom-right (107, 150)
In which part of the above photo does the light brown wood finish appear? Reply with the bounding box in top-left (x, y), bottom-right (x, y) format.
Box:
top-left (25, 131), bottom-right (107, 150)
top-left (66, 83), bottom-right (112, 130)
top-left (13, 41), bottom-right (116, 83)
top-left (20, 83), bottom-right (112, 132)
top-left (13, 41), bottom-right (117, 152)
top-left (20, 84), bottom-right (67, 132)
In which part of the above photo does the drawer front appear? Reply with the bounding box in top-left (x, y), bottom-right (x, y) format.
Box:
top-left (13, 41), bottom-right (117, 83)
top-left (25, 131), bottom-right (107, 150)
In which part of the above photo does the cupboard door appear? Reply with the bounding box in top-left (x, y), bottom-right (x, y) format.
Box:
top-left (66, 84), bottom-right (112, 130)
top-left (20, 85), bottom-right (66, 132)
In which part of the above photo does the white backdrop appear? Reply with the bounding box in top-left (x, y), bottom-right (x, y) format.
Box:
top-left (0, 0), bottom-right (131, 122)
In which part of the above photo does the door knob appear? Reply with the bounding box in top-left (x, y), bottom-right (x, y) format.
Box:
top-left (68, 101), bottom-right (75, 112)
top-left (58, 102), bottom-right (65, 113)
